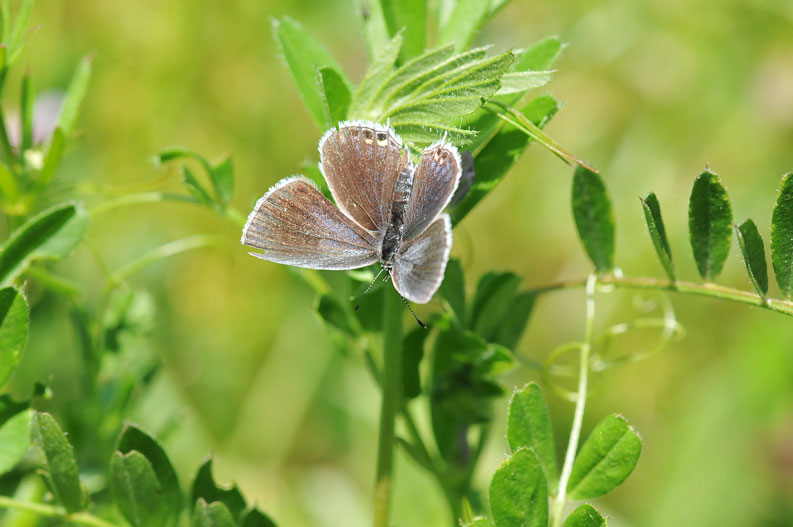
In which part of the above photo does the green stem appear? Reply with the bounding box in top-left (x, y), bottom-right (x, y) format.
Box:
top-left (550, 274), bottom-right (597, 527)
top-left (528, 274), bottom-right (793, 318)
top-left (0, 496), bottom-right (121, 527)
top-left (374, 288), bottom-right (404, 527)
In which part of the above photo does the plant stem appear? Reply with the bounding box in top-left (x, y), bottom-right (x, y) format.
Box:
top-left (550, 274), bottom-right (597, 527)
top-left (374, 288), bottom-right (404, 527)
top-left (0, 496), bottom-right (121, 527)
top-left (527, 274), bottom-right (793, 318)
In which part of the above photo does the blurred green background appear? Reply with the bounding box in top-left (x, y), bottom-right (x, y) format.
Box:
top-left (10, 0), bottom-right (793, 525)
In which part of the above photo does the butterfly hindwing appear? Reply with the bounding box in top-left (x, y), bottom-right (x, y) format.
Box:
top-left (241, 176), bottom-right (379, 270)
top-left (391, 214), bottom-right (452, 303)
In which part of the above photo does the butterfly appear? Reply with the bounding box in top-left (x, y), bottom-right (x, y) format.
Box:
top-left (241, 121), bottom-right (462, 304)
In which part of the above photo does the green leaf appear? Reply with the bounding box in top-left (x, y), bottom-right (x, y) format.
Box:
top-left (470, 271), bottom-right (521, 340)
top-left (386, 51), bottom-right (513, 125)
top-left (348, 31), bottom-right (403, 119)
top-left (192, 459), bottom-right (247, 521)
top-left (771, 172), bottom-right (793, 298)
top-left (640, 192), bottom-right (675, 281)
top-left (688, 169), bottom-right (732, 281)
top-left (357, 0), bottom-right (390, 63)
top-left (439, 258), bottom-right (466, 326)
top-left (489, 448), bottom-right (548, 527)
top-left (377, 45), bottom-right (455, 102)
top-left (110, 451), bottom-right (170, 527)
top-left (38, 127), bottom-right (65, 188)
top-left (735, 219), bottom-right (768, 297)
top-left (0, 287), bottom-right (27, 386)
top-left (194, 499), bottom-right (237, 527)
top-left (450, 94), bottom-right (559, 224)
top-left (513, 36), bottom-right (563, 72)
top-left (30, 412), bottom-right (84, 512)
top-left (240, 507), bottom-right (277, 527)
top-left (319, 66), bottom-right (351, 125)
top-left (491, 292), bottom-right (535, 350)
top-left (183, 166), bottom-right (216, 208)
top-left (6, 0), bottom-right (32, 64)
top-left (380, 0), bottom-right (426, 61)
top-left (564, 504), bottom-right (607, 527)
top-left (117, 424), bottom-right (181, 524)
top-left (209, 156), bottom-right (234, 206)
top-left (20, 72), bottom-right (33, 155)
top-left (0, 203), bottom-right (88, 288)
top-left (0, 409), bottom-right (31, 475)
top-left (507, 383), bottom-right (558, 489)
top-left (572, 165), bottom-right (615, 272)
top-left (495, 71), bottom-right (553, 95)
top-left (392, 122), bottom-right (476, 147)
top-left (316, 294), bottom-right (355, 336)
top-left (402, 326), bottom-right (428, 399)
top-left (567, 414), bottom-right (642, 500)
top-left (438, 0), bottom-right (491, 52)
top-left (273, 17), bottom-right (352, 130)
top-left (57, 55), bottom-right (92, 136)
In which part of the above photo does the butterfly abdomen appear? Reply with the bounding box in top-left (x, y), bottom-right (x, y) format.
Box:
top-left (380, 164), bottom-right (413, 268)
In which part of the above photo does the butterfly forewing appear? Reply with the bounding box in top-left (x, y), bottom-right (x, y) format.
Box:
top-left (319, 121), bottom-right (409, 233)
top-left (391, 214), bottom-right (452, 303)
top-left (403, 141), bottom-right (462, 241)
top-left (241, 176), bottom-right (379, 270)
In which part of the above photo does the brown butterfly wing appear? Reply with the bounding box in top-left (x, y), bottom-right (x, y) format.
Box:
top-left (391, 214), bottom-right (452, 303)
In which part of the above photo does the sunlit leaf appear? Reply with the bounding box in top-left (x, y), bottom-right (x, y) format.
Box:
top-left (117, 424), bottom-right (181, 525)
top-left (450, 95), bottom-right (559, 224)
top-left (567, 414), bottom-right (642, 500)
top-left (320, 66), bottom-right (351, 126)
top-left (20, 72), bottom-right (33, 154)
top-left (513, 36), bottom-right (563, 72)
top-left (438, 0), bottom-right (491, 52)
top-left (734, 219), bottom-right (768, 297)
top-left (489, 448), bottom-right (548, 527)
top-left (39, 127), bottom-right (65, 187)
top-left (357, 0), bottom-right (390, 62)
top-left (688, 169), bottom-right (732, 281)
top-left (507, 383), bottom-right (558, 489)
top-left (209, 156), bottom-right (234, 206)
top-left (6, 0), bottom-right (32, 64)
top-left (273, 17), bottom-right (352, 130)
top-left (194, 499), bottom-right (237, 527)
top-left (564, 504), bottom-right (607, 527)
top-left (0, 203), bottom-right (89, 287)
top-left (0, 287), bottom-right (28, 386)
top-left (0, 408), bottom-right (31, 475)
top-left (771, 172), bottom-right (793, 298)
top-left (572, 166), bottom-right (615, 272)
top-left (465, 518), bottom-right (496, 527)
top-left (111, 451), bottom-right (170, 527)
top-left (641, 192), bottom-right (675, 281)
top-left (495, 71), bottom-right (553, 95)
top-left (380, 0), bottom-right (426, 60)
top-left (57, 55), bottom-right (92, 135)
top-left (30, 412), bottom-right (84, 512)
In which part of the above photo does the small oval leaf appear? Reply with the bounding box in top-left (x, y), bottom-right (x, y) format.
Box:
top-left (30, 411), bottom-right (84, 512)
top-left (0, 409), bottom-right (32, 475)
top-left (507, 383), bottom-right (558, 490)
top-left (319, 66), bottom-right (351, 125)
top-left (564, 504), bottom-right (607, 527)
top-left (734, 219), bottom-right (768, 297)
top-left (110, 451), bottom-right (170, 527)
top-left (194, 499), bottom-right (237, 527)
top-left (572, 166), bottom-right (615, 272)
top-left (489, 448), bottom-right (548, 527)
top-left (640, 193), bottom-right (675, 281)
top-left (567, 414), bottom-right (642, 500)
top-left (117, 424), bottom-right (181, 525)
top-left (0, 287), bottom-right (28, 387)
top-left (688, 169), bottom-right (732, 280)
top-left (771, 172), bottom-right (793, 298)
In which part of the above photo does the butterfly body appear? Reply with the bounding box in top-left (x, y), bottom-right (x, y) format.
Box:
top-left (242, 121), bottom-right (461, 304)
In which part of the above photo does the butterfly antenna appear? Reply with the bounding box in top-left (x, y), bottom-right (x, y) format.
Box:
top-left (401, 296), bottom-right (427, 329)
top-left (354, 267), bottom-right (385, 310)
